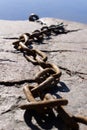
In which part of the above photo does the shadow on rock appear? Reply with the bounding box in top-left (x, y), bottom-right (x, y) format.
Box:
top-left (59, 82), bottom-right (70, 92)
top-left (65, 29), bottom-right (82, 34)
top-left (24, 109), bottom-right (70, 130)
top-left (47, 81), bottom-right (70, 97)
top-left (23, 82), bottom-right (71, 130)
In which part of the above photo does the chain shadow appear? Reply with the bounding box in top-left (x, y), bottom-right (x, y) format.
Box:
top-left (45, 81), bottom-right (70, 99)
top-left (24, 81), bottom-right (70, 130)
top-left (24, 109), bottom-right (70, 130)
top-left (58, 82), bottom-right (70, 92)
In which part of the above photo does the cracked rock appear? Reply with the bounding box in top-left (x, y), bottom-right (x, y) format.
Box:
top-left (0, 18), bottom-right (87, 130)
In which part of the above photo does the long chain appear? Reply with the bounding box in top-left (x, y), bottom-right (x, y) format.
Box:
top-left (12, 22), bottom-right (87, 129)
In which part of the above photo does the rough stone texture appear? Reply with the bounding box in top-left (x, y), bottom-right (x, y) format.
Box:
top-left (0, 18), bottom-right (87, 130)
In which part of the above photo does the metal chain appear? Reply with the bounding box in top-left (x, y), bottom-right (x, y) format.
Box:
top-left (12, 22), bottom-right (87, 129)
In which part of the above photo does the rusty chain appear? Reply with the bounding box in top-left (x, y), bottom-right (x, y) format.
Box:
top-left (12, 22), bottom-right (87, 129)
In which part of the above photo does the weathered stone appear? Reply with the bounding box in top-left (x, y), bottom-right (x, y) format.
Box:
top-left (0, 18), bottom-right (87, 130)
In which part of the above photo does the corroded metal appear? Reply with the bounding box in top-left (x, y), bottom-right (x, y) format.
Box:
top-left (13, 22), bottom-right (67, 48)
top-left (12, 21), bottom-right (87, 129)
top-left (24, 49), bottom-right (47, 65)
top-left (19, 85), bottom-right (68, 110)
top-left (29, 13), bottom-right (39, 21)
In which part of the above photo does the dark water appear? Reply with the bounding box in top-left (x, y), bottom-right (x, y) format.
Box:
top-left (0, 0), bottom-right (87, 23)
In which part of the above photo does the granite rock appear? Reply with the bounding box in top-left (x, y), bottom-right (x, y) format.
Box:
top-left (0, 18), bottom-right (87, 130)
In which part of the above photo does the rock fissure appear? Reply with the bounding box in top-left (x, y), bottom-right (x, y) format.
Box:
top-left (59, 65), bottom-right (87, 78)
top-left (0, 79), bottom-right (35, 86)
top-left (0, 18), bottom-right (87, 130)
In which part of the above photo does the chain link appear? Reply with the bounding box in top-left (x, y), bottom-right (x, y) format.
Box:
top-left (12, 21), bottom-right (87, 129)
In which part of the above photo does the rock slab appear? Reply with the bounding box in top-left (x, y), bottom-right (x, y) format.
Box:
top-left (0, 18), bottom-right (87, 130)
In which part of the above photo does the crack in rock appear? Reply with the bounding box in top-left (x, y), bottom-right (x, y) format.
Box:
top-left (1, 96), bottom-right (24, 115)
top-left (0, 49), bottom-right (20, 54)
top-left (59, 65), bottom-right (87, 79)
top-left (3, 37), bottom-right (18, 40)
top-left (1, 105), bottom-right (18, 115)
top-left (41, 49), bottom-right (78, 53)
top-left (0, 79), bottom-right (35, 86)
top-left (0, 59), bottom-right (16, 63)
top-left (0, 67), bottom-right (86, 87)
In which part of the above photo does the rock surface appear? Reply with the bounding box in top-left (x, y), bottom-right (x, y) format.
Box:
top-left (0, 18), bottom-right (87, 130)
